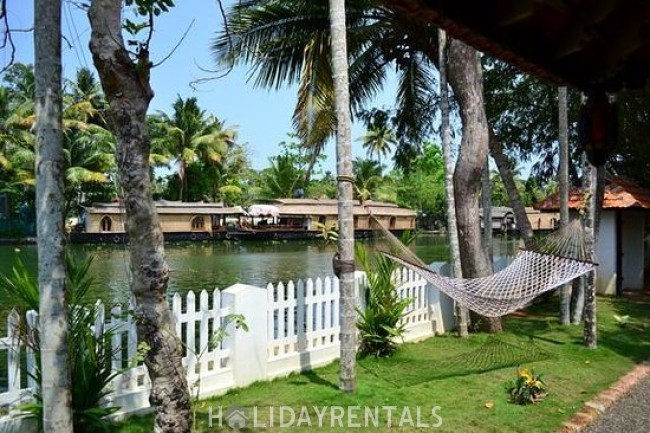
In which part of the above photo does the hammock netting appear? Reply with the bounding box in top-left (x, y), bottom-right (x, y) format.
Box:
top-left (375, 218), bottom-right (597, 317)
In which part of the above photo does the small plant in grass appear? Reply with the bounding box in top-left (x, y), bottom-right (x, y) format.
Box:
top-left (354, 232), bottom-right (414, 358)
top-left (614, 314), bottom-right (630, 328)
top-left (506, 367), bottom-right (548, 405)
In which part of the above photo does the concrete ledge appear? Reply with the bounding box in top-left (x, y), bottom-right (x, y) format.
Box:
top-left (556, 361), bottom-right (650, 432)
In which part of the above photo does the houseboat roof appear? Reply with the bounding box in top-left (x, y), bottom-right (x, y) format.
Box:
top-left (536, 177), bottom-right (650, 211)
top-left (269, 199), bottom-right (417, 217)
top-left (84, 201), bottom-right (245, 215)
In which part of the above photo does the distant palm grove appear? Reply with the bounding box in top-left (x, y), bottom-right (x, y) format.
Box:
top-left (0, 60), bottom-right (648, 237)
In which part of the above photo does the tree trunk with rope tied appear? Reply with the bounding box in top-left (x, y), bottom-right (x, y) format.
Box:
top-left (328, 0), bottom-right (358, 393)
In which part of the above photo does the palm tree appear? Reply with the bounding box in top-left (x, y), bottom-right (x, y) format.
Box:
top-left (328, 0), bottom-right (357, 393)
top-left (151, 96), bottom-right (236, 201)
top-left (357, 124), bottom-right (396, 164)
top-left (262, 152), bottom-right (304, 198)
top-left (34, 0), bottom-right (74, 430)
top-left (214, 0), bottom-right (503, 333)
top-left (213, 0), bottom-right (436, 176)
top-left (352, 157), bottom-right (382, 201)
top-left (4, 75), bottom-right (116, 214)
top-left (558, 86), bottom-right (572, 325)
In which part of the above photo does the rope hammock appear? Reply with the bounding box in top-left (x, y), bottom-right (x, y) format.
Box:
top-left (375, 218), bottom-right (597, 317)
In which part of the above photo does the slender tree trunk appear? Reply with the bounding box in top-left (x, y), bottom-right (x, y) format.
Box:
top-left (583, 160), bottom-right (599, 349)
top-left (179, 160), bottom-right (186, 201)
top-left (88, 2), bottom-right (191, 431)
top-left (487, 130), bottom-right (534, 247)
top-left (481, 162), bottom-right (493, 268)
top-left (328, 0), bottom-right (357, 392)
top-left (558, 86), bottom-right (573, 325)
top-left (571, 277), bottom-right (585, 324)
top-left (447, 40), bottom-right (502, 333)
top-left (34, 1), bottom-right (74, 431)
top-left (438, 30), bottom-right (468, 337)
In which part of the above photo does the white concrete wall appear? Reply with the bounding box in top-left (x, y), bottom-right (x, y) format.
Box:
top-left (621, 211), bottom-right (645, 290)
top-left (595, 211), bottom-right (617, 295)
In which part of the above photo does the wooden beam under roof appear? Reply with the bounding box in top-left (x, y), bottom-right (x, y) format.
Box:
top-left (382, 0), bottom-right (650, 91)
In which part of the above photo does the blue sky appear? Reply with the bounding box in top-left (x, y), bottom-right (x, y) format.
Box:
top-left (4, 0), bottom-right (399, 173)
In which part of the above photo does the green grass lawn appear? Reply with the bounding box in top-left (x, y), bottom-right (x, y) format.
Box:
top-left (113, 296), bottom-right (650, 432)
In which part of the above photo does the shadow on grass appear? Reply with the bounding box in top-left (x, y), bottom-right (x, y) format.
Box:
top-left (598, 296), bottom-right (650, 363)
top-left (358, 337), bottom-right (554, 388)
top-left (298, 370), bottom-right (339, 390)
top-left (506, 296), bottom-right (650, 363)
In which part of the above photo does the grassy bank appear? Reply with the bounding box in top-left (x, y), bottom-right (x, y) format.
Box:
top-left (113, 296), bottom-right (650, 432)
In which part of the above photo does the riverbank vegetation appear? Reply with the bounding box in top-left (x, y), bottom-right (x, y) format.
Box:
top-left (112, 296), bottom-right (650, 432)
top-left (0, 63), bottom-right (586, 237)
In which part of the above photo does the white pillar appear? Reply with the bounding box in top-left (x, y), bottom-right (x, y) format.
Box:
top-left (222, 284), bottom-right (269, 387)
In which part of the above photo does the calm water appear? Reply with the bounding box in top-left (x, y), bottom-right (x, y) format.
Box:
top-left (0, 234), bottom-right (520, 304)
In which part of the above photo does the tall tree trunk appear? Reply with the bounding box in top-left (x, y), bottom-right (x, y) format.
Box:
top-left (179, 160), bottom-right (186, 202)
top-left (583, 160), bottom-right (599, 349)
top-left (558, 86), bottom-right (572, 325)
top-left (34, 1), bottom-right (74, 431)
top-left (447, 40), bottom-right (502, 333)
top-left (87, 2), bottom-right (191, 431)
top-left (438, 30), bottom-right (468, 337)
top-left (487, 130), bottom-right (534, 247)
top-left (328, 0), bottom-right (357, 392)
top-left (481, 162), bottom-right (493, 268)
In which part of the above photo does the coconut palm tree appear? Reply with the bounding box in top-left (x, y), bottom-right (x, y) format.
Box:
top-left (213, 0), bottom-right (436, 176)
top-left (352, 157), bottom-right (382, 201)
top-left (34, 1), bottom-right (74, 429)
top-left (329, 0), bottom-right (357, 393)
top-left (3, 77), bottom-right (115, 214)
top-left (357, 124), bottom-right (396, 164)
top-left (262, 152), bottom-right (305, 198)
top-left (151, 96), bottom-right (236, 201)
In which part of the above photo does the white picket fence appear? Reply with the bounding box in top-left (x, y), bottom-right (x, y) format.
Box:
top-left (0, 268), bottom-right (444, 425)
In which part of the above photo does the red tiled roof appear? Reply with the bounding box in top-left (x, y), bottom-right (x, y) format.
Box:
top-left (536, 177), bottom-right (650, 211)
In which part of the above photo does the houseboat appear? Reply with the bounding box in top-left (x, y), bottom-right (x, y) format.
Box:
top-left (71, 201), bottom-right (245, 243)
top-left (226, 199), bottom-right (417, 241)
top-left (71, 199), bottom-right (417, 243)
top-left (479, 206), bottom-right (517, 233)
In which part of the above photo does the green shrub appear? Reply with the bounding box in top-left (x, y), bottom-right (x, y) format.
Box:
top-left (0, 255), bottom-right (120, 432)
top-left (355, 238), bottom-right (412, 357)
top-left (505, 367), bottom-right (548, 405)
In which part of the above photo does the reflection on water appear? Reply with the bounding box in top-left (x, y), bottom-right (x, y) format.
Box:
top-left (0, 234), bottom-right (520, 303)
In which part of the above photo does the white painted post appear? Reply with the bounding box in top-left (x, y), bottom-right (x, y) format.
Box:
top-left (7, 311), bottom-right (20, 394)
top-left (221, 284), bottom-right (268, 387)
top-left (296, 279), bottom-right (306, 351)
top-left (186, 291), bottom-right (197, 379)
top-left (198, 290), bottom-right (210, 376)
top-left (110, 304), bottom-right (124, 391)
top-left (126, 296), bottom-right (138, 390)
top-left (25, 311), bottom-right (38, 391)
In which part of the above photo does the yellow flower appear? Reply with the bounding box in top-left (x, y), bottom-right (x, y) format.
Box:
top-left (518, 367), bottom-right (533, 383)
